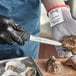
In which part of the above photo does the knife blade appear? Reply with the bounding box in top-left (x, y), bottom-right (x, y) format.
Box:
top-left (30, 35), bottom-right (62, 46)
top-left (7, 27), bottom-right (61, 46)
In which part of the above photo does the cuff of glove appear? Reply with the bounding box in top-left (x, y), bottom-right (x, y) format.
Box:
top-left (47, 5), bottom-right (70, 13)
top-left (47, 5), bottom-right (70, 27)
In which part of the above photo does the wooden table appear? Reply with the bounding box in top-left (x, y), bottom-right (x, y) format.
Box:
top-left (35, 59), bottom-right (76, 76)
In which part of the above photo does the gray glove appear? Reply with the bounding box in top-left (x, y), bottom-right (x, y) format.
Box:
top-left (49, 6), bottom-right (76, 57)
top-left (0, 15), bottom-right (30, 45)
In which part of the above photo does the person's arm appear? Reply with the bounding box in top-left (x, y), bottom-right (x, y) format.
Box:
top-left (41, 0), bottom-right (75, 58)
top-left (42, 0), bottom-right (65, 10)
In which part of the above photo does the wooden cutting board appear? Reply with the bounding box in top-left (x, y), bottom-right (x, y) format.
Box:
top-left (35, 59), bottom-right (76, 76)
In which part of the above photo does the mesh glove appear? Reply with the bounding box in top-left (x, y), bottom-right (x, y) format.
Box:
top-left (48, 5), bottom-right (76, 58)
top-left (0, 15), bottom-right (30, 45)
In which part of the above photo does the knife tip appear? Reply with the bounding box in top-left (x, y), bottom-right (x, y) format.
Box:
top-left (57, 42), bottom-right (62, 46)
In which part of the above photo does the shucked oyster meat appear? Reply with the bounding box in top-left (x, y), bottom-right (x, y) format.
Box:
top-left (20, 67), bottom-right (37, 76)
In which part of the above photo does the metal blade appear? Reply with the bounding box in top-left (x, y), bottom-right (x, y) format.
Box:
top-left (30, 35), bottom-right (62, 46)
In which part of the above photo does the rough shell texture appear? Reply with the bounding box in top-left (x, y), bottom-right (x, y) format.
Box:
top-left (65, 55), bottom-right (76, 70)
top-left (46, 56), bottom-right (64, 73)
top-left (62, 36), bottom-right (76, 54)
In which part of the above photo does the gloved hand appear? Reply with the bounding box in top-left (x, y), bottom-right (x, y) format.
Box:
top-left (48, 5), bottom-right (76, 58)
top-left (0, 15), bottom-right (30, 45)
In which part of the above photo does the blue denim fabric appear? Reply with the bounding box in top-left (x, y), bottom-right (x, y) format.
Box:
top-left (0, 0), bottom-right (41, 59)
